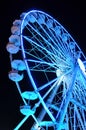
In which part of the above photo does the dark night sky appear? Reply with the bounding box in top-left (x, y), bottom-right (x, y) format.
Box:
top-left (0, 1), bottom-right (86, 130)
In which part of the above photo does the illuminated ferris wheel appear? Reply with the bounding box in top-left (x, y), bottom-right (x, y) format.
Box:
top-left (6, 10), bottom-right (86, 130)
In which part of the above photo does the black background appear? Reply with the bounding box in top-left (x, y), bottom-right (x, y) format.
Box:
top-left (0, 0), bottom-right (86, 130)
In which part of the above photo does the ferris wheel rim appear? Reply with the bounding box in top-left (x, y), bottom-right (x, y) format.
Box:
top-left (6, 8), bottom-right (86, 130)
top-left (18, 9), bottom-right (86, 129)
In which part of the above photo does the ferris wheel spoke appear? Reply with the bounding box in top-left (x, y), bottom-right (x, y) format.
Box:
top-left (42, 79), bottom-right (60, 100)
top-left (24, 48), bottom-right (51, 64)
top-left (26, 59), bottom-right (55, 66)
top-left (71, 98), bottom-right (86, 111)
top-left (81, 110), bottom-right (86, 126)
top-left (75, 106), bottom-right (85, 130)
top-left (36, 14), bottom-right (70, 56)
top-left (23, 35), bottom-right (58, 63)
top-left (25, 48), bottom-right (71, 70)
top-left (26, 59), bottom-right (56, 71)
top-left (26, 21), bottom-right (70, 62)
top-left (31, 75), bottom-right (63, 129)
top-left (24, 42), bottom-right (72, 70)
top-left (36, 21), bottom-right (67, 56)
top-left (27, 59), bottom-right (56, 72)
top-left (23, 29), bottom-right (73, 68)
top-left (37, 78), bottom-right (57, 91)
top-left (37, 68), bottom-right (72, 94)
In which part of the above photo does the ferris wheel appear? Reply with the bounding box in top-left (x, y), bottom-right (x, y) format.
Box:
top-left (6, 10), bottom-right (86, 130)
